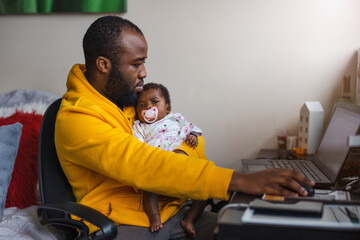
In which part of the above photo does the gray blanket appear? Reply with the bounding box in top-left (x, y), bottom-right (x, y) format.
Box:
top-left (0, 90), bottom-right (59, 117)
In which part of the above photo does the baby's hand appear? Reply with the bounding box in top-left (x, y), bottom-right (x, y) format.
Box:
top-left (186, 134), bottom-right (198, 149)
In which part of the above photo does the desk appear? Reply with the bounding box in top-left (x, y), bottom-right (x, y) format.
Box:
top-left (216, 191), bottom-right (360, 240)
top-left (229, 189), bottom-right (360, 204)
top-left (214, 148), bottom-right (360, 239)
top-left (216, 202), bottom-right (360, 240)
top-left (255, 148), bottom-right (312, 161)
top-left (230, 191), bottom-right (360, 205)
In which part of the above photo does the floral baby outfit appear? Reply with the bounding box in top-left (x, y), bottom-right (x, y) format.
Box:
top-left (133, 113), bottom-right (202, 151)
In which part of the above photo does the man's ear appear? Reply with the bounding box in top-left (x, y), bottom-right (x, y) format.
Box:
top-left (95, 56), bottom-right (111, 74)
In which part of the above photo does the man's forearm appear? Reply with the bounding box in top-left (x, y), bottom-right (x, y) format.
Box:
top-left (228, 171), bottom-right (245, 193)
top-left (227, 169), bottom-right (314, 197)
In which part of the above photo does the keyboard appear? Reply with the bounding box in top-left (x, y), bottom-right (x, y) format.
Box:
top-left (269, 160), bottom-right (321, 181)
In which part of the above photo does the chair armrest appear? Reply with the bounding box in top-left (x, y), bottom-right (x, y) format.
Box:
top-left (38, 201), bottom-right (117, 240)
top-left (208, 192), bottom-right (236, 213)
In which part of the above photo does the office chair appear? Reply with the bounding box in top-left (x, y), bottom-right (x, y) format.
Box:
top-left (37, 98), bottom-right (118, 240)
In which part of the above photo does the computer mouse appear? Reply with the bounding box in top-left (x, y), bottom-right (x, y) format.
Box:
top-left (299, 182), bottom-right (315, 196)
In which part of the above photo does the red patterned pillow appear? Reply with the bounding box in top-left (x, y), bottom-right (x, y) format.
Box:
top-left (0, 111), bottom-right (43, 209)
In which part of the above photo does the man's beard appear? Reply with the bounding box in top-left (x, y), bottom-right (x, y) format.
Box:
top-left (105, 67), bottom-right (139, 108)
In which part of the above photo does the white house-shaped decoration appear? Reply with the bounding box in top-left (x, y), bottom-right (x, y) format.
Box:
top-left (298, 101), bottom-right (324, 154)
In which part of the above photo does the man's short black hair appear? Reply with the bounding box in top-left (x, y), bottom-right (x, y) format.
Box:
top-left (143, 83), bottom-right (171, 110)
top-left (83, 15), bottom-right (143, 67)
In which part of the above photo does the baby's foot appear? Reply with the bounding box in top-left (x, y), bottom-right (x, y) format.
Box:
top-left (149, 215), bottom-right (163, 232)
top-left (181, 218), bottom-right (196, 238)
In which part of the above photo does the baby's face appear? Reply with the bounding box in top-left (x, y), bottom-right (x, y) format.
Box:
top-left (136, 88), bottom-right (170, 123)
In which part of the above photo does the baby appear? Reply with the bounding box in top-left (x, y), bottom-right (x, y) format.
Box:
top-left (133, 82), bottom-right (207, 238)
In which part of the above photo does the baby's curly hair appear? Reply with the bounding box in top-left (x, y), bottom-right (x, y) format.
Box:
top-left (142, 83), bottom-right (171, 110)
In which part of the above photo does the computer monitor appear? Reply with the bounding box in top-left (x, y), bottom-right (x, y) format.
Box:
top-left (314, 101), bottom-right (360, 183)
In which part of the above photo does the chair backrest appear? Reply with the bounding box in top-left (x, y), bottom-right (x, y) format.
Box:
top-left (38, 98), bottom-right (76, 204)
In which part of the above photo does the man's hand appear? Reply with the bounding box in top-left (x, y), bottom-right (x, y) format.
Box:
top-left (185, 134), bottom-right (198, 149)
top-left (228, 169), bottom-right (315, 197)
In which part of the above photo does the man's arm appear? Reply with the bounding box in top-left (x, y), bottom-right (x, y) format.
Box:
top-left (55, 104), bottom-right (233, 201)
top-left (56, 99), bottom-right (313, 200)
top-left (228, 169), bottom-right (315, 197)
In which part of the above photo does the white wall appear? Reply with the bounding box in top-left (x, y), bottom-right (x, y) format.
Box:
top-left (1, 0), bottom-right (359, 170)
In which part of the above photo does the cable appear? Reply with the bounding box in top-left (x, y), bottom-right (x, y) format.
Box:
top-left (345, 178), bottom-right (360, 191)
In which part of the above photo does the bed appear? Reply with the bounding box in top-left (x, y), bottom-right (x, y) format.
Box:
top-left (0, 89), bottom-right (65, 239)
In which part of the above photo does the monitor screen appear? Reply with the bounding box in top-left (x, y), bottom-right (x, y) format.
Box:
top-left (315, 102), bottom-right (360, 182)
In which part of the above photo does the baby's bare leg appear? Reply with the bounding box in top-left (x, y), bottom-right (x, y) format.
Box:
top-left (173, 149), bottom-right (207, 237)
top-left (143, 191), bottom-right (163, 232)
top-left (181, 200), bottom-right (208, 238)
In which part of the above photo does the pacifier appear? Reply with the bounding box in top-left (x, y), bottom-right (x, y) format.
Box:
top-left (142, 107), bottom-right (158, 124)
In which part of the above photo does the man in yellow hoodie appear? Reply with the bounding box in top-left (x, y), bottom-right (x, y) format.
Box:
top-left (55, 16), bottom-right (313, 239)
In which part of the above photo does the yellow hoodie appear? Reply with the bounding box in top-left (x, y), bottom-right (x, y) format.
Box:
top-left (55, 64), bottom-right (234, 231)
